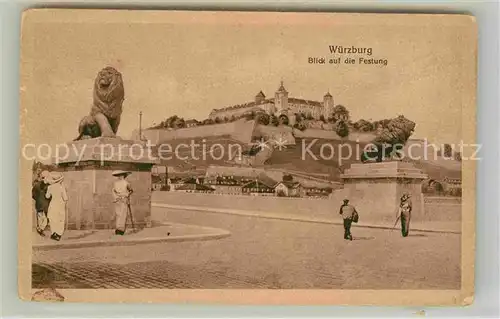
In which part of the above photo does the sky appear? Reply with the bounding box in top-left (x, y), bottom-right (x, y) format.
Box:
top-left (20, 11), bottom-right (475, 150)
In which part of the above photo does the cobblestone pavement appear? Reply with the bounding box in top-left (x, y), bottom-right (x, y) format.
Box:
top-left (33, 208), bottom-right (461, 289)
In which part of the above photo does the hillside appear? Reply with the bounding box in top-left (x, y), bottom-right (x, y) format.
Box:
top-left (150, 123), bottom-right (461, 183)
top-left (263, 137), bottom-right (461, 182)
top-left (262, 138), bottom-right (365, 180)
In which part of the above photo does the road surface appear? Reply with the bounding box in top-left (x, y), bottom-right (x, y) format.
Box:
top-left (33, 207), bottom-right (461, 289)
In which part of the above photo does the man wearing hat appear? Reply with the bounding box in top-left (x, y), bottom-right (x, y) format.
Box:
top-left (32, 170), bottom-right (51, 236)
top-left (45, 172), bottom-right (68, 241)
top-left (397, 193), bottom-right (412, 237)
top-left (112, 170), bottom-right (133, 235)
top-left (338, 199), bottom-right (358, 241)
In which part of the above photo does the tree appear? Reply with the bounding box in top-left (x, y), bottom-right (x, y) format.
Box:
top-left (176, 118), bottom-right (186, 128)
top-left (434, 181), bottom-right (444, 194)
top-left (375, 119), bottom-right (391, 128)
top-left (294, 113), bottom-right (302, 123)
top-left (354, 119), bottom-right (373, 132)
top-left (333, 105), bottom-right (349, 122)
top-left (319, 115), bottom-right (326, 123)
top-left (306, 113), bottom-right (314, 120)
top-left (230, 115), bottom-right (236, 122)
top-left (447, 187), bottom-right (462, 197)
top-left (256, 113), bottom-right (270, 125)
top-left (283, 174), bottom-right (293, 182)
top-left (223, 116), bottom-right (229, 123)
top-left (336, 120), bottom-right (349, 138)
top-left (294, 122), bottom-right (307, 131)
top-left (269, 114), bottom-right (279, 126)
top-left (214, 116), bottom-right (221, 124)
top-left (244, 111), bottom-right (257, 121)
top-left (168, 115), bottom-right (179, 128)
top-left (163, 115), bottom-right (187, 129)
top-left (443, 144), bottom-right (453, 158)
top-left (279, 115), bottom-right (290, 125)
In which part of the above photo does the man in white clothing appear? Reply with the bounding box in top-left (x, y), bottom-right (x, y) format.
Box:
top-left (112, 170), bottom-right (133, 235)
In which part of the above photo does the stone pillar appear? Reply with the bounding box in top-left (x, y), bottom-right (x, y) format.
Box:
top-left (341, 161), bottom-right (428, 222)
top-left (52, 137), bottom-right (158, 230)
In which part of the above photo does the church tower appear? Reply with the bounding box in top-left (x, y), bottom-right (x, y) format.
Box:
top-left (322, 91), bottom-right (334, 118)
top-left (274, 80), bottom-right (289, 113)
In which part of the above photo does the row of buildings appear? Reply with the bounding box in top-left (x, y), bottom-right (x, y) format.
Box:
top-left (151, 166), bottom-right (334, 198)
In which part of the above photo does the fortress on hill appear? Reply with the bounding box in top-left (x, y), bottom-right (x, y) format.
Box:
top-left (209, 81), bottom-right (335, 122)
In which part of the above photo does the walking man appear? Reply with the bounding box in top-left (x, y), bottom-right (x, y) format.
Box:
top-left (397, 193), bottom-right (412, 237)
top-left (32, 170), bottom-right (51, 236)
top-left (339, 199), bottom-right (358, 241)
top-left (112, 170), bottom-right (133, 235)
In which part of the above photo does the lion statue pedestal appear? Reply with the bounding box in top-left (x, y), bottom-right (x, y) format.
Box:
top-left (52, 137), bottom-right (158, 230)
top-left (340, 161), bottom-right (428, 222)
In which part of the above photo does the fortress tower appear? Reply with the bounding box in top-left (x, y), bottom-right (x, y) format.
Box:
top-left (323, 91), bottom-right (334, 118)
top-left (255, 91), bottom-right (266, 104)
top-left (274, 81), bottom-right (289, 113)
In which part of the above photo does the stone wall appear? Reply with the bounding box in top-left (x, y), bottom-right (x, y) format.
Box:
top-left (152, 191), bottom-right (461, 223)
top-left (293, 129), bottom-right (376, 142)
top-left (139, 119), bottom-right (257, 145)
top-left (59, 169), bottom-right (94, 229)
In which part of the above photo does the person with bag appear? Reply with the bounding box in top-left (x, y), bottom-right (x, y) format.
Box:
top-left (112, 170), bottom-right (133, 235)
top-left (45, 172), bottom-right (68, 241)
top-left (32, 170), bottom-right (51, 236)
top-left (339, 199), bottom-right (359, 241)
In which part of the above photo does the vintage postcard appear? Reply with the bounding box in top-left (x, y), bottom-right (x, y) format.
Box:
top-left (19, 9), bottom-right (476, 305)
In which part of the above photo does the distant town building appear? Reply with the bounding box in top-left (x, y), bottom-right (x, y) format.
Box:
top-left (241, 180), bottom-right (276, 196)
top-left (151, 165), bottom-right (167, 174)
top-left (444, 177), bottom-right (462, 189)
top-left (274, 181), bottom-right (303, 197)
top-left (185, 119), bottom-right (199, 128)
top-left (303, 187), bottom-right (333, 198)
top-left (208, 176), bottom-right (244, 195)
top-left (167, 177), bottom-right (185, 191)
top-left (208, 81), bottom-right (335, 123)
top-left (175, 183), bottom-right (214, 193)
top-left (151, 174), bottom-right (165, 191)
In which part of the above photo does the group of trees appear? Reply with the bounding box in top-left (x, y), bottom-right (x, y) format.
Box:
top-left (150, 105), bottom-right (413, 143)
top-left (421, 179), bottom-right (462, 197)
top-left (326, 105), bottom-right (350, 124)
top-left (151, 115), bottom-right (187, 129)
top-left (441, 144), bottom-right (462, 162)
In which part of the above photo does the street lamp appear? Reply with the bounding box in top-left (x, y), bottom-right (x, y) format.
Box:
top-left (139, 111), bottom-right (143, 141)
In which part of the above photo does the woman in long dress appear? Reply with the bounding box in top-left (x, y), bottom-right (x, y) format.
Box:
top-left (45, 172), bottom-right (68, 241)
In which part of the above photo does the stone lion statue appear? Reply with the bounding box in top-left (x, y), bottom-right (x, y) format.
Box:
top-left (74, 67), bottom-right (125, 140)
top-left (361, 115), bottom-right (416, 163)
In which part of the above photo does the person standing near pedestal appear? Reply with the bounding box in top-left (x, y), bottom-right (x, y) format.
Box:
top-left (112, 170), bottom-right (133, 235)
top-left (32, 170), bottom-right (51, 236)
top-left (45, 172), bottom-right (68, 241)
top-left (398, 193), bottom-right (412, 237)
